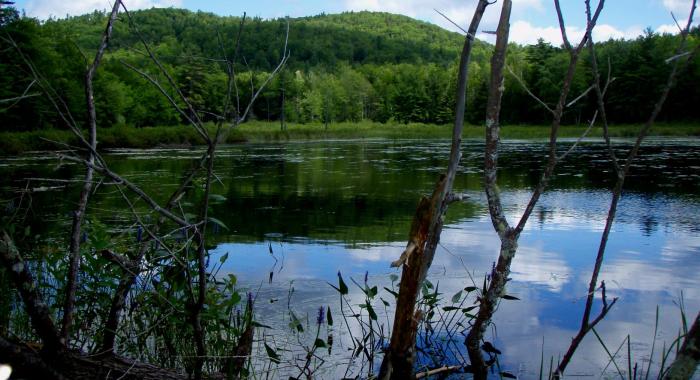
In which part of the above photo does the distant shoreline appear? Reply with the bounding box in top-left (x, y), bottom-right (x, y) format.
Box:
top-left (2, 121), bottom-right (699, 155)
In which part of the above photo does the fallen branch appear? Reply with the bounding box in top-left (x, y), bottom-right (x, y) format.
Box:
top-left (415, 365), bottom-right (467, 379)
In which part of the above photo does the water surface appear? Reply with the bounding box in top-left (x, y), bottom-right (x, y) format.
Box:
top-left (2, 138), bottom-right (699, 377)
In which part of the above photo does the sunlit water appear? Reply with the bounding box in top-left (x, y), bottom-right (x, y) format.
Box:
top-left (2, 138), bottom-right (699, 378)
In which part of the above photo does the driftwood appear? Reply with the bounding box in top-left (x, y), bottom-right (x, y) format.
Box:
top-left (0, 336), bottom-right (188, 380)
top-left (665, 311), bottom-right (700, 380)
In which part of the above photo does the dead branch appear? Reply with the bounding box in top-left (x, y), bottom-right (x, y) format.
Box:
top-left (513, 0), bottom-right (605, 235)
top-left (506, 65), bottom-right (553, 114)
top-left (61, 0), bottom-right (121, 344)
top-left (118, 1), bottom-right (210, 144)
top-left (415, 364), bottom-right (466, 379)
top-left (554, 0), bottom-right (697, 377)
top-left (0, 335), bottom-right (190, 380)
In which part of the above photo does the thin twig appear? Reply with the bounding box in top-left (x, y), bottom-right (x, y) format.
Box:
top-left (506, 65), bottom-right (553, 114)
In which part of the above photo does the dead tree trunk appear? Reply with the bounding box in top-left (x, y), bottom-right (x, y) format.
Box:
top-left (465, 1), bottom-right (606, 378)
top-left (377, 1), bottom-right (490, 378)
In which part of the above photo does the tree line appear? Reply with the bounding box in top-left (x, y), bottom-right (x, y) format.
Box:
top-left (1, 6), bottom-right (699, 133)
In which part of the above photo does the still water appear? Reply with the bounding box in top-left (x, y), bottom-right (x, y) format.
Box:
top-left (2, 138), bottom-right (699, 377)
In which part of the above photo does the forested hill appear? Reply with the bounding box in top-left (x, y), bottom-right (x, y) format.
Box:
top-left (41, 8), bottom-right (485, 70)
top-left (1, 6), bottom-right (699, 132)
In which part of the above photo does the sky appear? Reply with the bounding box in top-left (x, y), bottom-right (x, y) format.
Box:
top-left (7, 0), bottom-right (699, 45)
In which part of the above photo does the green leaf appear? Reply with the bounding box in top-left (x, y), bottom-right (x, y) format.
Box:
top-left (366, 303), bottom-right (377, 321)
top-left (337, 272), bottom-right (348, 295)
top-left (228, 292), bottom-right (241, 306)
top-left (314, 338), bottom-right (327, 348)
top-left (326, 306), bottom-right (333, 327)
top-left (502, 294), bottom-right (520, 300)
top-left (251, 321), bottom-right (271, 329)
top-left (465, 286), bottom-right (478, 292)
top-left (264, 342), bottom-right (280, 364)
top-left (289, 312), bottom-right (304, 332)
top-left (451, 290), bottom-right (463, 303)
top-left (219, 252), bottom-right (229, 264)
top-left (442, 306), bottom-right (460, 312)
top-left (207, 217), bottom-right (229, 230)
top-left (384, 287), bottom-right (399, 299)
top-left (389, 273), bottom-right (399, 282)
top-left (368, 286), bottom-right (378, 298)
top-left (500, 371), bottom-right (517, 379)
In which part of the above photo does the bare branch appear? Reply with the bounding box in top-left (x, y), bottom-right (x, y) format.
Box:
top-left (415, 365), bottom-right (466, 379)
top-left (554, 0), bottom-right (572, 51)
top-left (665, 51), bottom-right (692, 64)
top-left (61, 0), bottom-right (120, 343)
top-left (554, 1), bottom-right (697, 377)
top-left (566, 83), bottom-right (595, 108)
top-left (506, 65), bottom-right (553, 114)
top-left (434, 8), bottom-right (470, 36)
top-left (58, 154), bottom-right (192, 228)
top-left (120, 60), bottom-right (205, 136)
top-left (118, 1), bottom-right (210, 144)
top-left (671, 11), bottom-right (684, 34)
top-left (512, 0), bottom-right (606, 236)
top-left (0, 79), bottom-right (39, 110)
top-left (557, 111), bottom-right (598, 161)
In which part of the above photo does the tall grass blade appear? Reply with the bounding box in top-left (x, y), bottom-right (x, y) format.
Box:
top-left (592, 327), bottom-right (626, 380)
top-left (644, 306), bottom-right (659, 380)
top-left (627, 334), bottom-right (632, 380)
top-left (539, 336), bottom-right (545, 380)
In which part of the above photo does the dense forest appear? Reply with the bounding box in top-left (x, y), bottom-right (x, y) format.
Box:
top-left (1, 6), bottom-right (699, 132)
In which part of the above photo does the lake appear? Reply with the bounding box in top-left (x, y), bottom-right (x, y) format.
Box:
top-left (2, 137), bottom-right (699, 378)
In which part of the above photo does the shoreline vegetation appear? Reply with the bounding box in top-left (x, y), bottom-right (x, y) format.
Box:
top-left (2, 121), bottom-right (699, 155)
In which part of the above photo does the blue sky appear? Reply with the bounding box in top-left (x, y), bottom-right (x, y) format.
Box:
top-left (9, 0), bottom-right (698, 45)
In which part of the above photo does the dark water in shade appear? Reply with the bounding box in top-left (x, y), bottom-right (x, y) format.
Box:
top-left (1, 137), bottom-right (699, 378)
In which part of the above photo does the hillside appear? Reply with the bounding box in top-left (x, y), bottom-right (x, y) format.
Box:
top-left (51, 8), bottom-right (488, 70)
top-left (0, 7), bottom-right (698, 134)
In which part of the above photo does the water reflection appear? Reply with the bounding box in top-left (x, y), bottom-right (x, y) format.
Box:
top-left (1, 138), bottom-right (699, 376)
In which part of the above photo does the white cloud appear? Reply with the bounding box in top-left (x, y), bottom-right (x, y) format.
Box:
top-left (509, 20), bottom-right (571, 45)
top-left (657, 23), bottom-right (681, 34)
top-left (344, 0), bottom-right (544, 37)
top-left (507, 20), bottom-right (643, 45)
top-left (662, 0), bottom-right (694, 14)
top-left (24, 0), bottom-right (182, 20)
top-left (660, 0), bottom-right (700, 29)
